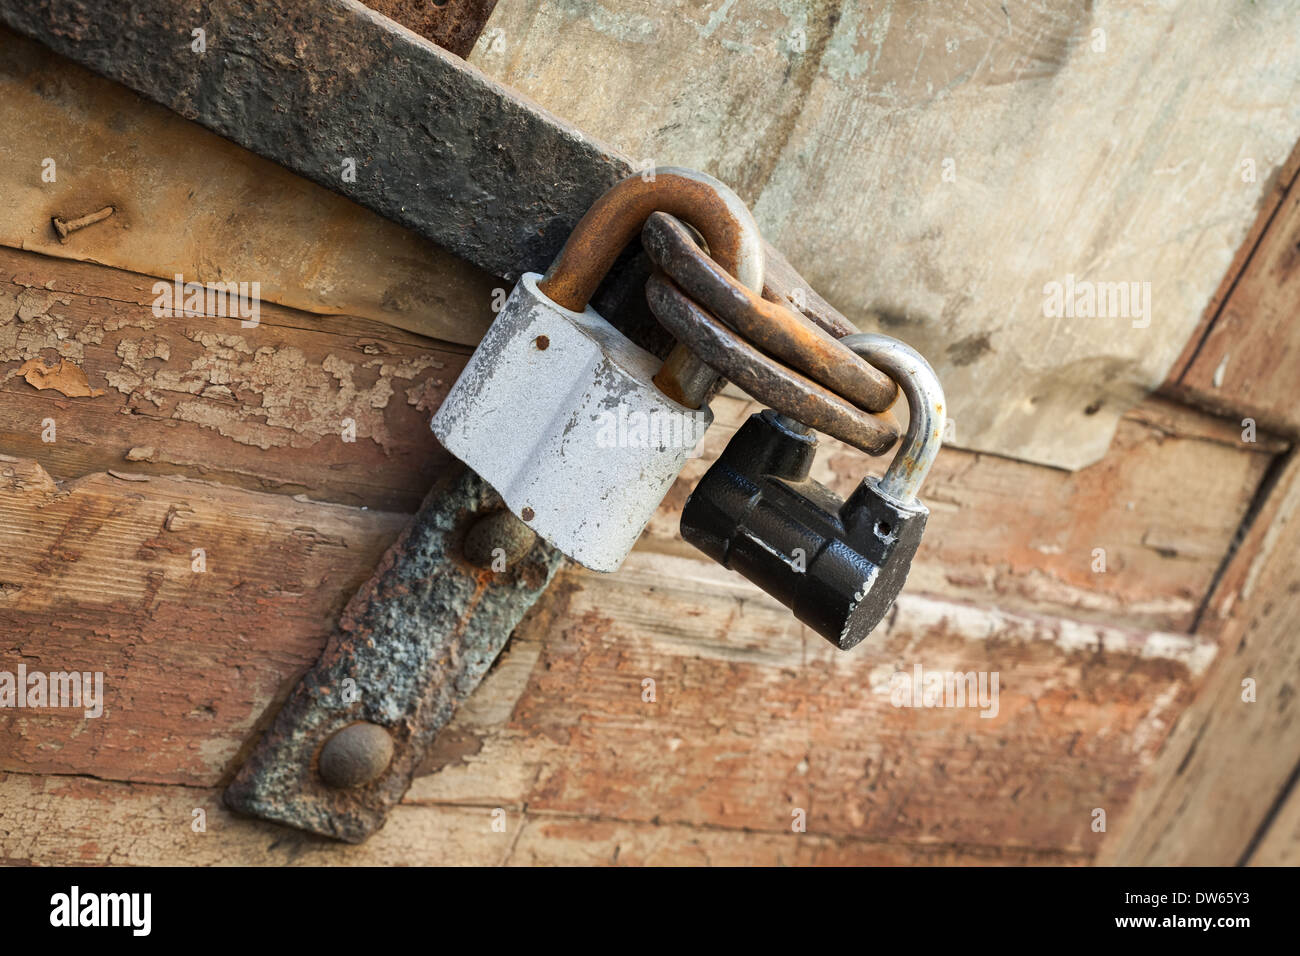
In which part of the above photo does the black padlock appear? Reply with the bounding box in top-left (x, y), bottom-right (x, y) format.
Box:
top-left (681, 333), bottom-right (944, 650)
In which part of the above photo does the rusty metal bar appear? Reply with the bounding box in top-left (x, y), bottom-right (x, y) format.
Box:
top-left (224, 466), bottom-right (562, 843)
top-left (0, 0), bottom-right (864, 342)
top-left (535, 167), bottom-right (765, 409)
top-left (643, 212), bottom-right (897, 413)
top-left (0, 0), bottom-right (619, 283)
top-left (539, 168), bottom-right (763, 312)
top-left (645, 273), bottom-right (900, 456)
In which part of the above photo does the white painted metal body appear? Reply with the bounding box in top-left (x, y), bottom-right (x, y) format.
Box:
top-left (432, 273), bottom-right (712, 572)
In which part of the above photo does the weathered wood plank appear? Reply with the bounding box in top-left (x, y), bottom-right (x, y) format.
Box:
top-left (0, 0), bottom-right (1289, 866)
top-left (4, 246), bottom-right (1276, 630)
top-left (1249, 779), bottom-right (1300, 866)
top-left (1165, 140), bottom-right (1300, 391)
top-left (647, 392), bottom-right (1278, 634)
top-left (0, 457), bottom-right (407, 784)
top-left (1173, 155), bottom-right (1300, 434)
top-left (474, 553), bottom-right (1213, 854)
top-left (0, 244), bottom-right (1278, 860)
top-left (0, 774), bottom-right (507, 866)
top-left (0, 453), bottom-right (1215, 855)
top-left (1097, 453), bottom-right (1300, 865)
top-left (474, 0), bottom-right (1300, 469)
top-left (0, 26), bottom-right (502, 348)
top-left (0, 245), bottom-right (463, 511)
top-left (506, 813), bottom-right (1080, 866)
top-left (0, 772), bottom-right (1073, 865)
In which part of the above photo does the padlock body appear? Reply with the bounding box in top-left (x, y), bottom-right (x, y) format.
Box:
top-left (433, 273), bottom-right (712, 572)
top-left (682, 410), bottom-right (927, 649)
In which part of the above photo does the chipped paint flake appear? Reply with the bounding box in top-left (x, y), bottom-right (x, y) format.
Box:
top-left (18, 357), bottom-right (104, 397)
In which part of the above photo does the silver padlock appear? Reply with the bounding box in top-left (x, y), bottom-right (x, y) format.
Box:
top-left (432, 168), bottom-right (764, 572)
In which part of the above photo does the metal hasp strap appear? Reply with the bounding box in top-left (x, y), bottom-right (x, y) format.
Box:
top-left (0, 0), bottom-right (861, 344)
top-left (224, 466), bottom-right (562, 843)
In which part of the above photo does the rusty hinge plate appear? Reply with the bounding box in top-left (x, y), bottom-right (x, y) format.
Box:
top-left (224, 466), bottom-right (561, 843)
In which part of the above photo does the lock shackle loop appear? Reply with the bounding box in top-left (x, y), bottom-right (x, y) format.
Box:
top-left (839, 332), bottom-right (946, 505)
top-left (643, 212), bottom-right (899, 414)
top-left (537, 167), bottom-right (765, 314)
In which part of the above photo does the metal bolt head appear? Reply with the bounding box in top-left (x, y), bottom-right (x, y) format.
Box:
top-left (464, 509), bottom-right (536, 568)
top-left (318, 722), bottom-right (394, 789)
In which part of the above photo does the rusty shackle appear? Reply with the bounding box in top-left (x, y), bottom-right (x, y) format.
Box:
top-left (642, 212), bottom-right (902, 455)
top-left (641, 212), bottom-right (897, 414)
top-left (538, 167), bottom-right (765, 312)
top-left (537, 167), bottom-right (764, 409)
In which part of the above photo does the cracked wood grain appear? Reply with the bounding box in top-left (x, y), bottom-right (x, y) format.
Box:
top-left (0, 772), bottom-right (1083, 865)
top-left (1097, 451), bottom-right (1300, 865)
top-left (0, 456), bottom-right (408, 784)
top-left (0, 461), bottom-right (1217, 858)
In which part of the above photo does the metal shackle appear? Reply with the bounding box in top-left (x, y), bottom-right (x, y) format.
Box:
top-left (536, 167), bottom-right (764, 409)
top-left (838, 332), bottom-right (946, 504)
top-left (640, 212), bottom-right (902, 454)
top-left (537, 166), bottom-right (764, 312)
top-left (642, 212), bottom-right (898, 414)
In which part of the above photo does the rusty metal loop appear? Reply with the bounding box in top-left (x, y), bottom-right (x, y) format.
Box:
top-left (645, 273), bottom-right (901, 455)
top-left (537, 167), bottom-right (764, 313)
top-left (642, 212), bottom-right (898, 414)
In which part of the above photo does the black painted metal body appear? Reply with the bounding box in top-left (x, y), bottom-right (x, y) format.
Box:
top-left (682, 410), bottom-right (927, 650)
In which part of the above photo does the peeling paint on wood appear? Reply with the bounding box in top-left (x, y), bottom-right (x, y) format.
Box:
top-left (18, 357), bottom-right (103, 397)
top-left (0, 245), bottom-right (464, 511)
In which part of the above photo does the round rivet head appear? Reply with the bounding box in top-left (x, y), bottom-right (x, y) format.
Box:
top-left (318, 722), bottom-right (394, 789)
top-left (463, 509), bottom-right (536, 568)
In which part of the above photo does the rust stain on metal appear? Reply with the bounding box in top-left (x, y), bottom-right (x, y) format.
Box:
top-left (224, 465), bottom-right (563, 842)
top-left (0, 0), bottom-right (868, 378)
top-left (643, 212), bottom-right (897, 413)
top-left (363, 0), bottom-right (500, 59)
top-left (463, 509), bottom-right (536, 569)
top-left (537, 170), bottom-right (754, 313)
top-left (645, 273), bottom-right (899, 456)
top-left (51, 204), bottom-right (115, 243)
